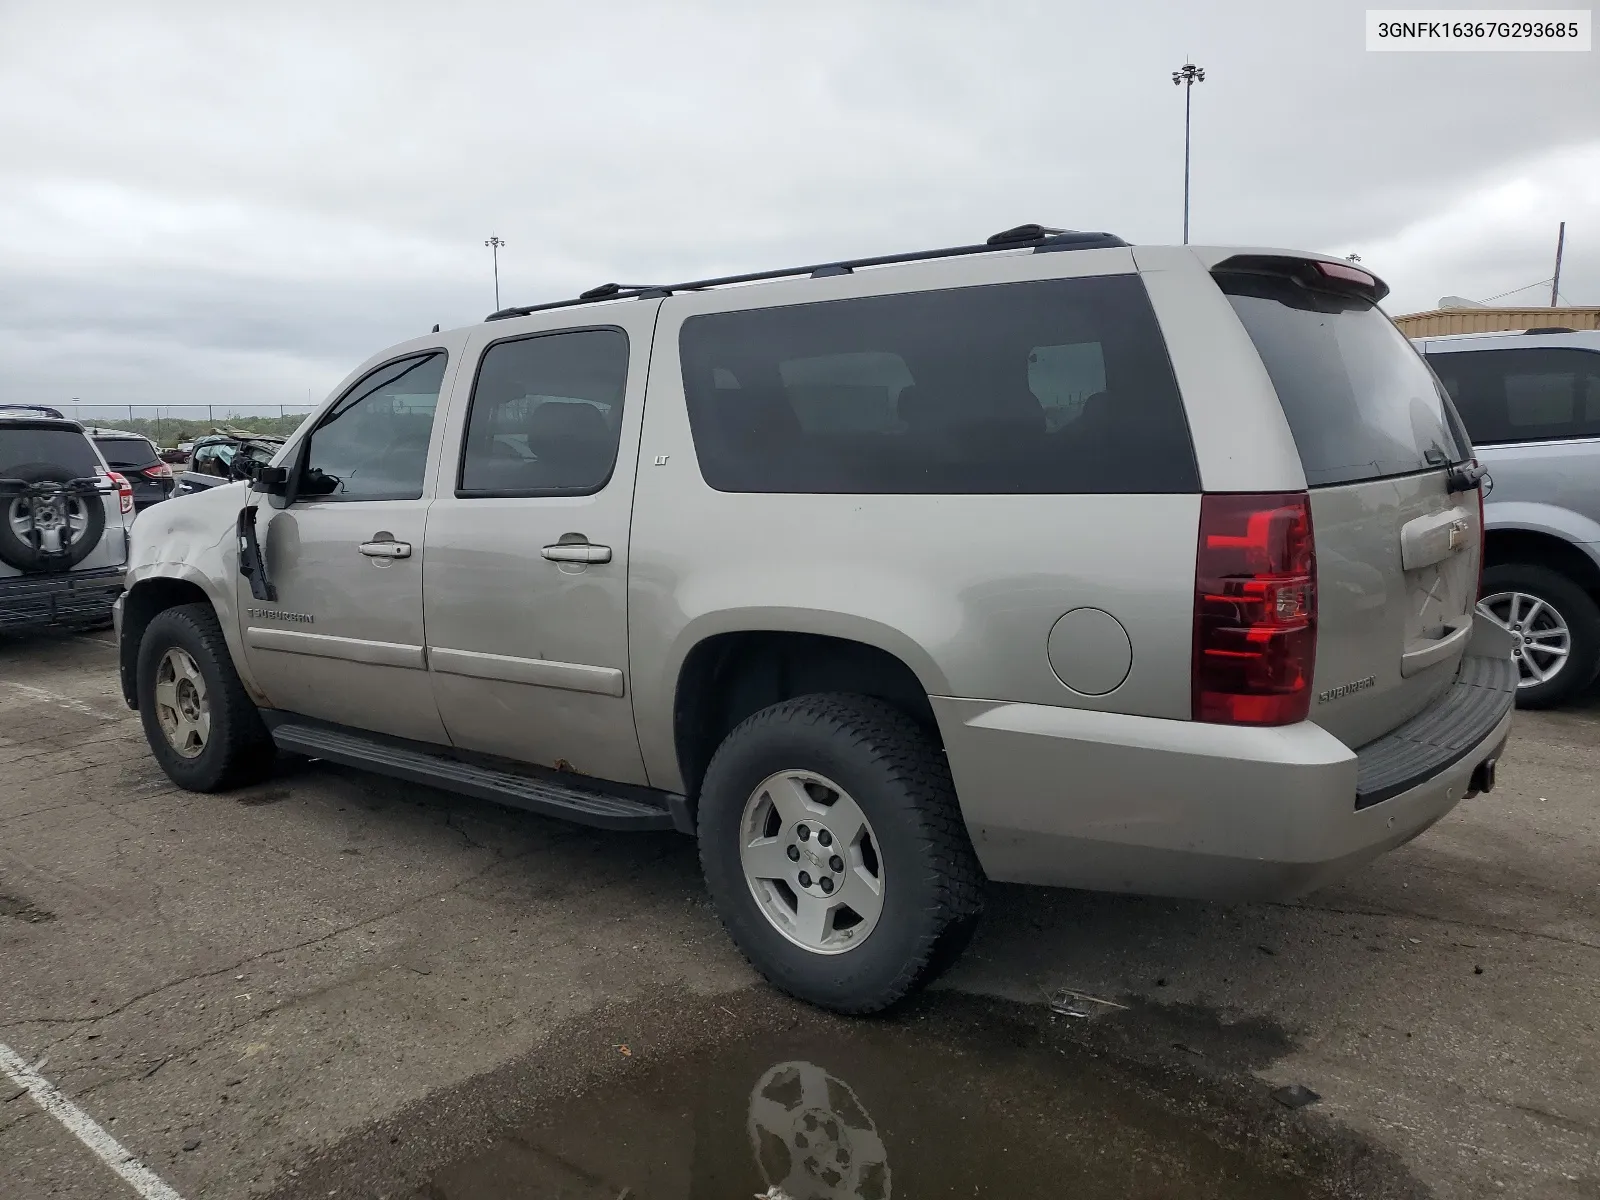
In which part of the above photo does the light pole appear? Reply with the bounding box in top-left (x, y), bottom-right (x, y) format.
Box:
top-left (1171, 62), bottom-right (1206, 244)
top-left (484, 236), bottom-right (506, 309)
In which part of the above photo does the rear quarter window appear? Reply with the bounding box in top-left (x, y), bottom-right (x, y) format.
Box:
top-left (679, 274), bottom-right (1196, 494)
top-left (1219, 272), bottom-right (1468, 487)
top-left (1, 428), bottom-right (103, 476)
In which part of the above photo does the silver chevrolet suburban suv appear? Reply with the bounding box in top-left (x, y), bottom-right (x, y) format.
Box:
top-left (116, 226), bottom-right (1516, 1012)
top-left (1418, 329), bottom-right (1600, 707)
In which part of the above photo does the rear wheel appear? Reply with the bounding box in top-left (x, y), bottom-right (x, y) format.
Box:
top-left (1479, 563), bottom-right (1600, 709)
top-left (697, 694), bottom-right (983, 1013)
top-left (137, 603), bottom-right (275, 790)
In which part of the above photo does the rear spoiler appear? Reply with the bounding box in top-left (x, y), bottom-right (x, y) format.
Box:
top-left (1212, 254), bottom-right (1390, 305)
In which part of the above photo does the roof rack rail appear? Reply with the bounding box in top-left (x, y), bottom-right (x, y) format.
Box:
top-left (486, 223), bottom-right (1128, 321)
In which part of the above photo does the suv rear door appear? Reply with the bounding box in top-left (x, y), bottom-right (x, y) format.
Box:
top-left (1215, 261), bottom-right (1480, 747)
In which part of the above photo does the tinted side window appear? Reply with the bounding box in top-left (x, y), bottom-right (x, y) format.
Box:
top-left (302, 353), bottom-right (446, 501)
top-left (458, 329), bottom-right (628, 496)
top-left (679, 275), bottom-right (1194, 494)
top-left (1429, 347), bottom-right (1600, 444)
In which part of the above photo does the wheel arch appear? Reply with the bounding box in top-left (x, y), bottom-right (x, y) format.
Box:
top-left (118, 570), bottom-right (234, 709)
top-left (1482, 526), bottom-right (1600, 597)
top-left (670, 629), bottom-right (942, 808)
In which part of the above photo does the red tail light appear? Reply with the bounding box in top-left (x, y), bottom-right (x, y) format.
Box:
top-left (1193, 492), bottom-right (1317, 726)
top-left (106, 470), bottom-right (135, 515)
top-left (141, 462), bottom-right (173, 480)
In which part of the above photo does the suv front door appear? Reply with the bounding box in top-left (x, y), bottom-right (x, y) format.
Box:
top-left (421, 306), bottom-right (658, 783)
top-left (239, 348), bottom-right (456, 743)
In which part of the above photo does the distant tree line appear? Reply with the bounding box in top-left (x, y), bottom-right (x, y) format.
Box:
top-left (97, 413), bottom-right (308, 446)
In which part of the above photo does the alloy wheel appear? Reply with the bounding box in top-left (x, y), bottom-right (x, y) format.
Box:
top-left (1478, 590), bottom-right (1572, 689)
top-left (739, 770), bottom-right (885, 955)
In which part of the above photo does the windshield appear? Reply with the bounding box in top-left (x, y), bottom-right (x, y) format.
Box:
top-left (1219, 272), bottom-right (1468, 486)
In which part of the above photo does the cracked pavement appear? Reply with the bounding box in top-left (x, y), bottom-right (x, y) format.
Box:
top-left (1, 628), bottom-right (1597, 1198)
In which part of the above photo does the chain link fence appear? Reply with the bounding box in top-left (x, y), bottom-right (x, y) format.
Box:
top-left (59, 404), bottom-right (318, 448)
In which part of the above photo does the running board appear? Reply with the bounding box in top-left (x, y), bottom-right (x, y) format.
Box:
top-left (270, 722), bottom-right (678, 832)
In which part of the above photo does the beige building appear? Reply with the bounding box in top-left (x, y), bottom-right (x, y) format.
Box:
top-left (1392, 305), bottom-right (1600, 338)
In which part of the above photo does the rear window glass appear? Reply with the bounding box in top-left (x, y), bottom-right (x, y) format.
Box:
top-left (1219, 273), bottom-right (1468, 487)
top-left (679, 275), bottom-right (1196, 494)
top-left (1427, 347), bottom-right (1600, 444)
top-left (93, 436), bottom-right (158, 468)
top-left (1, 428), bottom-right (102, 476)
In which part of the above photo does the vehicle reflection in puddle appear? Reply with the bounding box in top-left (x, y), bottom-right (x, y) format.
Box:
top-left (409, 1010), bottom-right (1322, 1199)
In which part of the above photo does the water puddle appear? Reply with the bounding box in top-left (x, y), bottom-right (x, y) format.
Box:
top-left (400, 1001), bottom-right (1351, 1199)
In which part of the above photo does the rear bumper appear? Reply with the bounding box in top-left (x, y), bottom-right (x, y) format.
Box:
top-left (935, 647), bottom-right (1516, 902)
top-left (130, 479), bottom-right (176, 508)
top-left (0, 566), bottom-right (124, 630)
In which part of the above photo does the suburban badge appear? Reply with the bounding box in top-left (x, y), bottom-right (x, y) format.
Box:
top-left (1317, 676), bottom-right (1377, 703)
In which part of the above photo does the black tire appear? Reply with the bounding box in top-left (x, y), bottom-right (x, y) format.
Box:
top-left (698, 694), bottom-right (983, 1014)
top-left (1480, 563), bottom-right (1600, 709)
top-left (0, 464), bottom-right (107, 573)
top-left (137, 603), bottom-right (275, 791)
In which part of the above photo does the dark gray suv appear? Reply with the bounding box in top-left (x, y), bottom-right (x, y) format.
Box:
top-left (1420, 329), bottom-right (1600, 707)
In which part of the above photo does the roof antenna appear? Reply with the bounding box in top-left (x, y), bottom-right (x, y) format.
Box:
top-left (431, 323), bottom-right (440, 333)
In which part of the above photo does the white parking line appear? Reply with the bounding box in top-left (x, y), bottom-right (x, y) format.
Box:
top-left (0, 681), bottom-right (103, 718)
top-left (0, 1043), bottom-right (184, 1200)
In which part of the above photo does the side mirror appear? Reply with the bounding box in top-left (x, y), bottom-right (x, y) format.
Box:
top-left (253, 465), bottom-right (290, 495)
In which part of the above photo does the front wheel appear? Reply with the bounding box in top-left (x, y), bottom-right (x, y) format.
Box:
top-left (697, 694), bottom-right (983, 1013)
top-left (137, 603), bottom-right (275, 790)
top-left (1478, 563), bottom-right (1600, 709)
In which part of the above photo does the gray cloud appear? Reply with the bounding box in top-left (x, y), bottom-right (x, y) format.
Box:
top-left (2, 0), bottom-right (1595, 411)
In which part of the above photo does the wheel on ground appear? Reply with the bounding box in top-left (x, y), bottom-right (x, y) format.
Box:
top-left (697, 693), bottom-right (983, 1013)
top-left (1478, 563), bottom-right (1600, 709)
top-left (137, 602), bottom-right (274, 790)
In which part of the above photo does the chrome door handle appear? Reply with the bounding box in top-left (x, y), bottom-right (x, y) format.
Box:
top-left (541, 542), bottom-right (612, 564)
top-left (359, 540), bottom-right (412, 559)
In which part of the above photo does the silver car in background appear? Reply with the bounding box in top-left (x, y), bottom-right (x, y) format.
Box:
top-left (1419, 329), bottom-right (1600, 706)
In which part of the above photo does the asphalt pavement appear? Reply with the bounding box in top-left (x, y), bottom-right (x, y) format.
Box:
top-left (1, 628), bottom-right (1596, 1198)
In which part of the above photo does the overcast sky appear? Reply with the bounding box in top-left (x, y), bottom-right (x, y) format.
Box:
top-left (2, 0), bottom-right (1596, 413)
